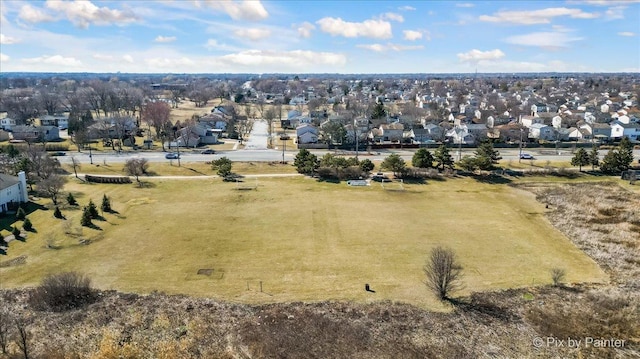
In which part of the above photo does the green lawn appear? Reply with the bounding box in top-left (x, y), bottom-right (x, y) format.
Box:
top-left (0, 176), bottom-right (607, 309)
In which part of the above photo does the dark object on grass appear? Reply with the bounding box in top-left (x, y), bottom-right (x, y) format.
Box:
top-left (365, 284), bottom-right (375, 293)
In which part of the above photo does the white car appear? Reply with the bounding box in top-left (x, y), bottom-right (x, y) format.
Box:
top-left (519, 153), bottom-right (534, 160)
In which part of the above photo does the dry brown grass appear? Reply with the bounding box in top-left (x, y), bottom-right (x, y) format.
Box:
top-left (515, 181), bottom-right (640, 287)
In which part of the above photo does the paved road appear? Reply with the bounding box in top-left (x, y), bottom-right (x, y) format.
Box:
top-left (243, 120), bottom-right (269, 150)
top-left (56, 145), bottom-right (640, 167)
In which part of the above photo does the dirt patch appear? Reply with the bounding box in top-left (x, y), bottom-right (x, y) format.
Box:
top-left (0, 254), bottom-right (27, 267)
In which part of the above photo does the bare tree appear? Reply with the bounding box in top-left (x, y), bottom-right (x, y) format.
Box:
top-left (424, 246), bottom-right (463, 301)
top-left (38, 173), bottom-right (67, 205)
top-left (13, 316), bottom-right (30, 359)
top-left (551, 268), bottom-right (566, 287)
top-left (142, 101), bottom-right (171, 150)
top-left (264, 108), bottom-right (277, 148)
top-left (124, 158), bottom-right (149, 185)
top-left (70, 156), bottom-right (81, 178)
top-left (0, 309), bottom-right (10, 354)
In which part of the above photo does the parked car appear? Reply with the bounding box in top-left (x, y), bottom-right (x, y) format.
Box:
top-left (519, 153), bottom-right (534, 160)
top-left (201, 149), bottom-right (215, 154)
top-left (165, 152), bottom-right (180, 159)
top-left (50, 151), bottom-right (66, 156)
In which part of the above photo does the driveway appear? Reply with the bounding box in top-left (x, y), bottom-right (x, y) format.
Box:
top-left (243, 119), bottom-right (268, 150)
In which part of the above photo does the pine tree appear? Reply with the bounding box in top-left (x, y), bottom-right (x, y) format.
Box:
top-left (101, 194), bottom-right (112, 213)
top-left (22, 218), bottom-right (33, 231)
top-left (81, 206), bottom-right (93, 227)
top-left (67, 193), bottom-right (78, 206)
top-left (412, 148), bottom-right (434, 168)
top-left (88, 200), bottom-right (99, 219)
top-left (589, 146), bottom-right (600, 170)
top-left (16, 207), bottom-right (26, 220)
top-left (618, 137), bottom-right (634, 170)
top-left (434, 145), bottom-right (454, 171)
top-left (571, 148), bottom-right (590, 171)
top-left (474, 141), bottom-right (502, 170)
top-left (12, 226), bottom-right (20, 238)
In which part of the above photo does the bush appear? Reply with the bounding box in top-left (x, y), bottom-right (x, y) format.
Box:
top-left (22, 218), bottom-right (33, 231)
top-left (12, 226), bottom-right (20, 238)
top-left (66, 193), bottom-right (77, 206)
top-left (16, 207), bottom-right (26, 220)
top-left (54, 206), bottom-right (63, 219)
top-left (29, 272), bottom-right (97, 311)
top-left (551, 268), bottom-right (566, 286)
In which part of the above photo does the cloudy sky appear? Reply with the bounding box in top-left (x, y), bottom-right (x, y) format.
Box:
top-left (0, 0), bottom-right (639, 73)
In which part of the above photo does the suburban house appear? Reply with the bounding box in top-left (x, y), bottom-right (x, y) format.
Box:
top-left (446, 125), bottom-right (476, 145)
top-left (0, 117), bottom-right (16, 131)
top-left (0, 171), bottom-right (29, 213)
top-left (168, 128), bottom-right (201, 148)
top-left (191, 123), bottom-right (221, 144)
top-left (11, 125), bottom-right (60, 142)
top-left (528, 123), bottom-right (556, 141)
top-left (199, 114), bottom-right (228, 132)
top-left (87, 117), bottom-right (137, 140)
top-left (409, 128), bottom-right (433, 144)
top-left (296, 124), bottom-right (319, 144)
top-left (423, 123), bottom-right (445, 140)
top-left (610, 121), bottom-right (640, 142)
top-left (520, 115), bottom-right (544, 128)
top-left (38, 114), bottom-right (69, 129)
top-left (580, 122), bottom-right (611, 140)
top-left (378, 122), bottom-right (404, 142)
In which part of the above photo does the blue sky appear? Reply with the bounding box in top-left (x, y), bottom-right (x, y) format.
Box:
top-left (0, 0), bottom-right (638, 73)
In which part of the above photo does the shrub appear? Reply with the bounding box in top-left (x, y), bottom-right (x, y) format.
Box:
top-left (53, 206), bottom-right (63, 219)
top-left (29, 272), bottom-right (97, 311)
top-left (12, 226), bottom-right (20, 238)
top-left (66, 193), bottom-right (77, 206)
top-left (22, 218), bottom-right (33, 231)
top-left (551, 268), bottom-right (566, 286)
top-left (16, 207), bottom-right (26, 220)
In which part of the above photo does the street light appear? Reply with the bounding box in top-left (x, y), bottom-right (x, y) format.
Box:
top-left (172, 126), bottom-right (181, 167)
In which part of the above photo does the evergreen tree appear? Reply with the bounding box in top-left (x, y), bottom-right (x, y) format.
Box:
top-left (381, 154), bottom-right (407, 177)
top-left (0, 233), bottom-right (7, 247)
top-left (16, 207), bottom-right (26, 220)
top-left (294, 149), bottom-right (319, 175)
top-left (371, 102), bottom-right (387, 120)
top-left (87, 200), bottom-right (99, 219)
top-left (12, 226), bottom-right (20, 238)
top-left (81, 206), bottom-right (93, 227)
top-left (211, 157), bottom-right (233, 178)
top-left (412, 148), bottom-right (434, 168)
top-left (67, 193), bottom-right (78, 206)
top-left (54, 206), bottom-right (63, 219)
top-left (434, 145), bottom-right (454, 171)
top-left (22, 218), bottom-right (33, 231)
top-left (474, 141), bottom-right (502, 170)
top-left (618, 137), bottom-right (634, 170)
top-left (571, 148), bottom-right (590, 171)
top-left (101, 194), bottom-right (112, 213)
top-left (359, 159), bottom-right (374, 173)
top-left (458, 156), bottom-right (479, 172)
top-left (589, 146), bottom-right (600, 170)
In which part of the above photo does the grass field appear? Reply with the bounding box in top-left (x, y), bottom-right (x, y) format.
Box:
top-left (0, 176), bottom-right (607, 309)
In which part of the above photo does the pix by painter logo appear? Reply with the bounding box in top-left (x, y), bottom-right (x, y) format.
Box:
top-left (533, 337), bottom-right (583, 348)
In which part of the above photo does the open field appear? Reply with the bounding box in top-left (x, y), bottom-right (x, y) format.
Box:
top-left (0, 176), bottom-right (607, 309)
top-left (61, 160), bottom-right (297, 177)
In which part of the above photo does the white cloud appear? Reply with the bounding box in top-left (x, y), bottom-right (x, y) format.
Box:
top-left (145, 57), bottom-right (196, 68)
top-left (568, 0), bottom-right (640, 5)
top-left (92, 53), bottom-right (114, 61)
top-left (23, 54), bottom-right (83, 67)
top-left (357, 43), bottom-right (424, 52)
top-left (479, 7), bottom-right (599, 25)
top-left (403, 30), bottom-right (424, 41)
top-left (398, 5), bottom-right (416, 11)
top-left (155, 35), bottom-right (176, 43)
top-left (18, 4), bottom-right (54, 23)
top-left (456, 3), bottom-right (475, 8)
top-left (505, 32), bottom-right (583, 49)
top-left (457, 49), bottom-right (505, 63)
top-left (234, 28), bottom-right (271, 41)
top-left (199, 0), bottom-right (268, 21)
top-left (205, 39), bottom-right (220, 49)
top-left (122, 54), bottom-right (134, 63)
top-left (0, 34), bottom-right (19, 45)
top-left (0, 53), bottom-right (9, 62)
top-left (217, 50), bottom-right (346, 68)
top-left (605, 6), bottom-right (625, 19)
top-left (297, 22), bottom-right (315, 38)
top-left (45, 0), bottom-right (139, 28)
top-left (316, 17), bottom-right (392, 39)
top-left (381, 12), bottom-right (404, 22)
top-left (618, 31), bottom-right (636, 36)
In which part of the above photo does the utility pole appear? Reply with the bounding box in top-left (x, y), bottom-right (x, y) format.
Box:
top-left (354, 119), bottom-right (359, 161)
top-left (519, 128), bottom-right (524, 163)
